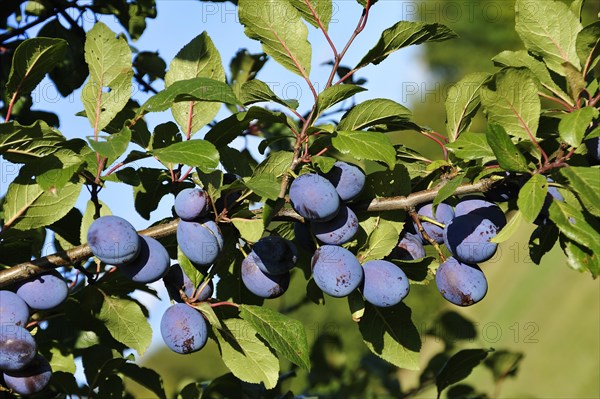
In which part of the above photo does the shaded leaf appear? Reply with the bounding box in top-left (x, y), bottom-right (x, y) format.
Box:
top-left (485, 124), bottom-right (529, 172)
top-left (338, 98), bottom-right (411, 131)
top-left (436, 349), bottom-right (492, 396)
top-left (517, 174), bottom-right (548, 224)
top-left (240, 79), bottom-right (298, 109)
top-left (315, 84), bottom-right (366, 118)
top-left (560, 167), bottom-right (600, 217)
top-left (288, 0), bottom-right (332, 31)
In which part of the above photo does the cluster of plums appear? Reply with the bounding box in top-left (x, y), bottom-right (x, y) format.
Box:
top-left (0, 273), bottom-right (69, 395)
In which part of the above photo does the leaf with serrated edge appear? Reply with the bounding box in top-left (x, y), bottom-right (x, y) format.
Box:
top-left (81, 23), bottom-right (132, 132)
top-left (549, 201), bottom-right (600, 253)
top-left (231, 218), bottom-right (264, 243)
top-left (194, 302), bottom-right (222, 330)
top-left (434, 174), bottom-right (464, 206)
top-left (358, 218), bottom-right (401, 262)
top-left (560, 167), bottom-right (600, 218)
top-left (213, 318), bottom-right (279, 389)
top-left (97, 292), bottom-right (152, 356)
top-left (446, 73), bottom-right (490, 142)
top-left (88, 127), bottom-right (131, 161)
top-left (338, 98), bottom-right (411, 131)
top-left (332, 131), bottom-right (396, 169)
top-left (577, 21), bottom-right (600, 75)
top-left (558, 107), bottom-right (599, 147)
top-left (446, 132), bottom-right (495, 161)
top-left (288, 0), bottom-right (332, 31)
top-left (485, 124), bottom-right (529, 172)
top-left (152, 140), bottom-right (219, 173)
top-left (517, 174), bottom-right (548, 224)
top-left (239, 79), bottom-right (298, 109)
top-left (315, 85), bottom-right (366, 118)
top-left (240, 305), bottom-right (310, 370)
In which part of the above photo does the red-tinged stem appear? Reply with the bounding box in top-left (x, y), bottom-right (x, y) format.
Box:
top-left (508, 102), bottom-right (549, 165)
top-left (178, 166), bottom-right (194, 182)
top-left (4, 93), bottom-right (17, 122)
top-left (303, 0), bottom-right (338, 58)
top-left (410, 210), bottom-right (446, 262)
top-left (420, 131), bottom-right (449, 162)
top-left (313, 146), bottom-right (330, 158)
top-left (169, 164), bottom-right (176, 183)
top-left (539, 92), bottom-right (575, 112)
top-left (427, 130), bottom-right (449, 143)
top-left (186, 102), bottom-right (194, 140)
top-left (289, 108), bottom-right (306, 126)
top-left (104, 162), bottom-right (124, 177)
top-left (272, 30), bottom-right (318, 101)
top-left (210, 301), bottom-right (240, 309)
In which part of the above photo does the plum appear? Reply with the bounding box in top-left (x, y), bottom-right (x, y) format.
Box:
top-left (120, 236), bottom-right (170, 284)
top-left (436, 257), bottom-right (487, 306)
top-left (362, 260), bottom-right (410, 307)
top-left (87, 215), bottom-right (141, 265)
top-left (311, 245), bottom-right (363, 298)
top-left (413, 203), bottom-right (454, 244)
top-left (312, 206), bottom-right (358, 245)
top-left (2, 354), bottom-right (51, 395)
top-left (455, 197), bottom-right (507, 229)
top-left (289, 173), bottom-right (340, 222)
top-left (241, 255), bottom-right (290, 299)
top-left (252, 236), bottom-right (297, 276)
top-left (177, 220), bottom-right (221, 266)
top-left (16, 271), bottom-right (68, 310)
top-left (388, 233), bottom-right (426, 260)
top-left (203, 220), bottom-right (224, 251)
top-left (160, 303), bottom-right (208, 354)
top-left (322, 161), bottom-right (366, 201)
top-left (585, 136), bottom-right (600, 165)
top-left (174, 188), bottom-right (210, 221)
top-left (0, 291), bottom-right (29, 327)
top-left (0, 326), bottom-right (37, 371)
top-left (443, 215), bottom-right (499, 264)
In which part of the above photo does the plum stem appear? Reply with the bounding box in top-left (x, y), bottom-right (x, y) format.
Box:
top-left (410, 211), bottom-right (447, 262)
top-left (210, 301), bottom-right (240, 309)
top-left (418, 215), bottom-right (446, 229)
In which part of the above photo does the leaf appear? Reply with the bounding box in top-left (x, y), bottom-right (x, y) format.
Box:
top-left (480, 68), bottom-right (541, 141)
top-left (562, 238), bottom-right (599, 277)
top-left (177, 247), bottom-right (205, 289)
top-left (245, 151), bottom-right (294, 200)
top-left (558, 107), bottom-right (599, 147)
top-left (577, 21), bottom-right (600, 74)
top-left (240, 305), bottom-right (311, 370)
top-left (517, 174), bottom-right (549, 224)
top-left (529, 224), bottom-right (559, 265)
top-left (118, 363), bottom-right (167, 399)
top-left (434, 174), bottom-right (465, 207)
top-left (549, 200), bottom-right (600, 254)
top-left (358, 303), bottom-right (421, 370)
top-left (436, 349), bottom-right (492, 396)
top-left (152, 140), bottom-right (219, 173)
top-left (229, 50), bottom-right (268, 98)
top-left (358, 218), bottom-right (402, 263)
top-left (560, 167), bottom-right (600, 218)
top-left (239, 79), bottom-right (299, 109)
top-left (332, 131), bottom-right (396, 169)
top-left (288, 0), bottom-right (332, 31)
top-left (357, 21), bottom-right (457, 68)
top-left (6, 37), bottom-right (68, 99)
top-left (194, 302), bottom-right (222, 331)
top-left (338, 98), bottom-right (412, 131)
top-left (97, 292), bottom-right (152, 355)
top-left (213, 318), bottom-right (280, 389)
top-left (81, 22), bottom-right (133, 132)
top-left (3, 170), bottom-right (82, 231)
top-left (446, 72), bottom-right (490, 142)
top-left (22, 147), bottom-right (85, 191)
top-left (88, 127), bottom-right (131, 162)
top-left (49, 346), bottom-right (76, 374)
top-left (0, 120), bottom-right (66, 162)
top-left (238, 0), bottom-right (312, 77)
top-left (485, 124), bottom-right (530, 172)
top-left (164, 32), bottom-right (226, 136)
top-left (491, 211), bottom-right (524, 244)
top-left (231, 218), bottom-right (264, 243)
top-left (446, 132), bottom-right (495, 161)
top-left (315, 85), bottom-right (366, 118)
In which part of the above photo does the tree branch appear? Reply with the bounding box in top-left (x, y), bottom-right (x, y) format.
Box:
top-left (0, 178), bottom-right (495, 288)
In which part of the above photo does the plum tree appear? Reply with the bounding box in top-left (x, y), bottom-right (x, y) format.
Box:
top-left (87, 216), bottom-right (141, 265)
top-left (0, 291), bottom-right (29, 327)
top-left (455, 197), bottom-right (507, 229)
top-left (120, 236), bottom-right (170, 284)
top-left (16, 272), bottom-right (68, 310)
top-left (0, 326), bottom-right (37, 371)
top-left (436, 257), bottom-right (488, 306)
top-left (174, 188), bottom-right (210, 221)
top-left (241, 254), bottom-right (290, 299)
top-left (177, 220), bottom-right (221, 266)
top-left (388, 233), bottom-right (426, 261)
top-left (311, 246), bottom-right (363, 298)
top-left (443, 215), bottom-right (499, 264)
top-left (362, 260), bottom-right (410, 307)
top-left (322, 162), bottom-right (366, 202)
top-left (251, 236), bottom-right (297, 276)
top-left (2, 354), bottom-right (52, 395)
top-left (160, 304), bottom-right (208, 354)
top-left (289, 173), bottom-right (340, 222)
top-left (312, 206), bottom-right (359, 245)
top-left (413, 203), bottom-right (454, 243)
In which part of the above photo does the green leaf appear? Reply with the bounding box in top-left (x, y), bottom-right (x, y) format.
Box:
top-left (338, 98), bottom-right (411, 131)
top-left (238, 0), bottom-right (312, 77)
top-left (491, 211), bottom-right (524, 244)
top-left (177, 247), bottom-right (205, 289)
top-left (81, 22), bottom-right (133, 132)
top-left (357, 21), bottom-right (457, 68)
top-left (88, 127), bottom-right (131, 162)
top-left (3, 170), bottom-right (82, 231)
top-left (436, 349), bottom-right (492, 396)
top-left (80, 200), bottom-right (112, 245)
top-left (164, 32), bottom-right (226, 136)
top-left (446, 73), bottom-right (490, 142)
top-left (0, 120), bottom-right (66, 162)
top-left (239, 79), bottom-right (299, 109)
top-left (358, 218), bottom-right (402, 263)
top-left (213, 318), bottom-right (279, 389)
top-left (97, 291), bottom-right (152, 356)
top-left (529, 224), bottom-right (559, 265)
top-left (288, 0), bottom-right (332, 31)
top-left (240, 305), bottom-right (311, 370)
top-left (231, 218), bottom-right (264, 243)
top-left (22, 147), bottom-right (85, 191)
top-left (485, 124), bottom-right (529, 172)
top-left (194, 302), bottom-right (222, 331)
top-left (245, 151), bottom-right (294, 200)
top-left (229, 50), bottom-right (268, 98)
top-left (480, 68), bottom-right (541, 141)
top-left (152, 140), bottom-right (219, 173)
top-left (515, 0), bottom-right (583, 75)
top-left (558, 107), bottom-right (599, 147)
top-left (140, 78), bottom-right (238, 115)
top-left (6, 37), bottom-right (68, 99)
top-left (560, 167), bottom-right (600, 217)
top-left (49, 346), bottom-right (76, 374)
top-left (577, 21), bottom-right (600, 74)
top-left (358, 303), bottom-right (421, 371)
top-left (549, 199), bottom-right (600, 254)
top-left (332, 131), bottom-right (396, 169)
top-left (315, 84), bottom-right (366, 118)
top-left (562, 238), bottom-right (599, 277)
top-left (446, 132), bottom-right (495, 161)
top-left (434, 174), bottom-right (465, 207)
top-left (517, 174), bottom-right (549, 224)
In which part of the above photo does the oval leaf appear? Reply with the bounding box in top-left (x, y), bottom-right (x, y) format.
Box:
top-left (517, 174), bottom-right (548, 224)
top-left (152, 140), bottom-right (219, 173)
top-left (332, 130), bottom-right (396, 169)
